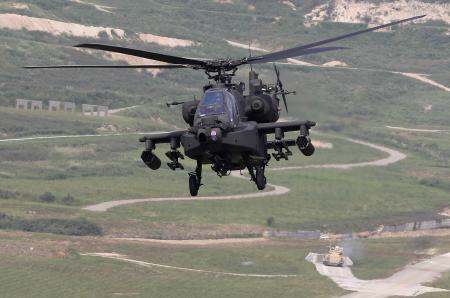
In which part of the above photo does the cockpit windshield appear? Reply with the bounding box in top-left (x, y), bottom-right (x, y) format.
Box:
top-left (195, 89), bottom-right (239, 127)
top-left (197, 91), bottom-right (226, 117)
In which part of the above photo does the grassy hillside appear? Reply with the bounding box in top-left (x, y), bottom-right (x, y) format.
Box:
top-left (0, 0), bottom-right (448, 233)
top-left (1, 232), bottom-right (450, 298)
top-left (0, 0), bottom-right (448, 130)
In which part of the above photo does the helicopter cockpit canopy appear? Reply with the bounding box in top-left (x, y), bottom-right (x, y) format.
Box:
top-left (195, 89), bottom-right (238, 128)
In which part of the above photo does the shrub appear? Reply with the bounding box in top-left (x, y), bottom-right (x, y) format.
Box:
top-left (0, 190), bottom-right (18, 199)
top-left (39, 192), bottom-right (56, 203)
top-left (61, 194), bottom-right (76, 205)
top-left (46, 172), bottom-right (69, 180)
top-left (0, 213), bottom-right (102, 236)
top-left (21, 218), bottom-right (103, 236)
top-left (267, 217), bottom-right (275, 227)
top-left (65, 246), bottom-right (80, 258)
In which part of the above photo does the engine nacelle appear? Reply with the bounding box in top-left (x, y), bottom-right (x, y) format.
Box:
top-left (245, 94), bottom-right (279, 123)
top-left (182, 101), bottom-right (199, 126)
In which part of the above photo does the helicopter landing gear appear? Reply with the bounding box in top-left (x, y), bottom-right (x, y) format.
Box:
top-left (255, 165), bottom-right (267, 190)
top-left (245, 157), bottom-right (267, 190)
top-left (189, 174), bottom-right (200, 196)
top-left (188, 159), bottom-right (202, 196)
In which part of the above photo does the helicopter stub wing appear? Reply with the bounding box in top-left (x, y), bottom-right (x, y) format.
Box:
top-left (258, 121), bottom-right (317, 159)
top-left (257, 120), bottom-right (316, 134)
top-left (138, 130), bottom-right (189, 171)
top-left (139, 130), bottom-right (188, 145)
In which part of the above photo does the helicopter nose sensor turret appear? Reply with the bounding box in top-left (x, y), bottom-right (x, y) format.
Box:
top-left (210, 128), bottom-right (222, 142)
top-left (197, 127), bottom-right (222, 144)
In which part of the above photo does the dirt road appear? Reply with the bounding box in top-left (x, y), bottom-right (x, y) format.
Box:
top-left (83, 172), bottom-right (290, 211)
top-left (83, 137), bottom-right (405, 212)
top-left (111, 237), bottom-right (268, 246)
top-left (82, 252), bottom-right (297, 278)
top-left (0, 133), bottom-right (405, 212)
top-left (306, 252), bottom-right (450, 297)
top-left (386, 126), bottom-right (450, 133)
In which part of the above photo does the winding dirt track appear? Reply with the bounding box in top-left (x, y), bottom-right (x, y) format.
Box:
top-left (83, 137), bottom-right (406, 212)
top-left (0, 134), bottom-right (406, 212)
top-left (386, 126), bottom-right (450, 133)
top-left (0, 133), bottom-right (148, 143)
top-left (81, 252), bottom-right (297, 278)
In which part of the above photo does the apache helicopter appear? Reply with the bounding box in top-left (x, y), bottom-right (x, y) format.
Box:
top-left (26, 15), bottom-right (424, 196)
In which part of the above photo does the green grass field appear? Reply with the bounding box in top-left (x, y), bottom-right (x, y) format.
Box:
top-left (0, 231), bottom-right (344, 298)
top-left (2, 231), bottom-right (450, 298)
top-left (0, 1), bottom-right (449, 296)
top-left (0, 132), bottom-right (396, 238)
top-left (0, 126), bottom-right (449, 239)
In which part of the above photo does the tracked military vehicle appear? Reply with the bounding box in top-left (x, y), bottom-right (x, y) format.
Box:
top-left (323, 245), bottom-right (344, 267)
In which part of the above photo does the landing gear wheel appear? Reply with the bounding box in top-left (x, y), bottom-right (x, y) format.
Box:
top-left (255, 168), bottom-right (266, 190)
top-left (189, 174), bottom-right (200, 196)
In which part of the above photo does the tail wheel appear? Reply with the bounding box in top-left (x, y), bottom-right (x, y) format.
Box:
top-left (189, 174), bottom-right (200, 196)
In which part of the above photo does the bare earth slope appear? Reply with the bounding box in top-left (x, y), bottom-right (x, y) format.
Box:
top-left (305, 0), bottom-right (450, 26)
top-left (0, 14), bottom-right (195, 46)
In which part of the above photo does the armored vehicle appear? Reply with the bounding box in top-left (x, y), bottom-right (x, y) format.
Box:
top-left (323, 245), bottom-right (344, 267)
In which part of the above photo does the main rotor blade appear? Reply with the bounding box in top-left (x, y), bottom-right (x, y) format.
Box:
top-left (24, 64), bottom-right (190, 69)
top-left (248, 46), bottom-right (349, 64)
top-left (248, 15), bottom-right (425, 64)
top-left (75, 43), bottom-right (207, 67)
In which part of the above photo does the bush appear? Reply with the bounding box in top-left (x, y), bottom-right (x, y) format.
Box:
top-left (61, 194), bottom-right (76, 205)
top-left (21, 218), bottom-right (103, 236)
top-left (267, 217), bottom-right (275, 227)
top-left (0, 190), bottom-right (18, 200)
top-left (0, 213), bottom-right (102, 236)
top-left (65, 246), bottom-right (80, 258)
top-left (39, 192), bottom-right (56, 203)
top-left (46, 172), bottom-right (69, 180)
